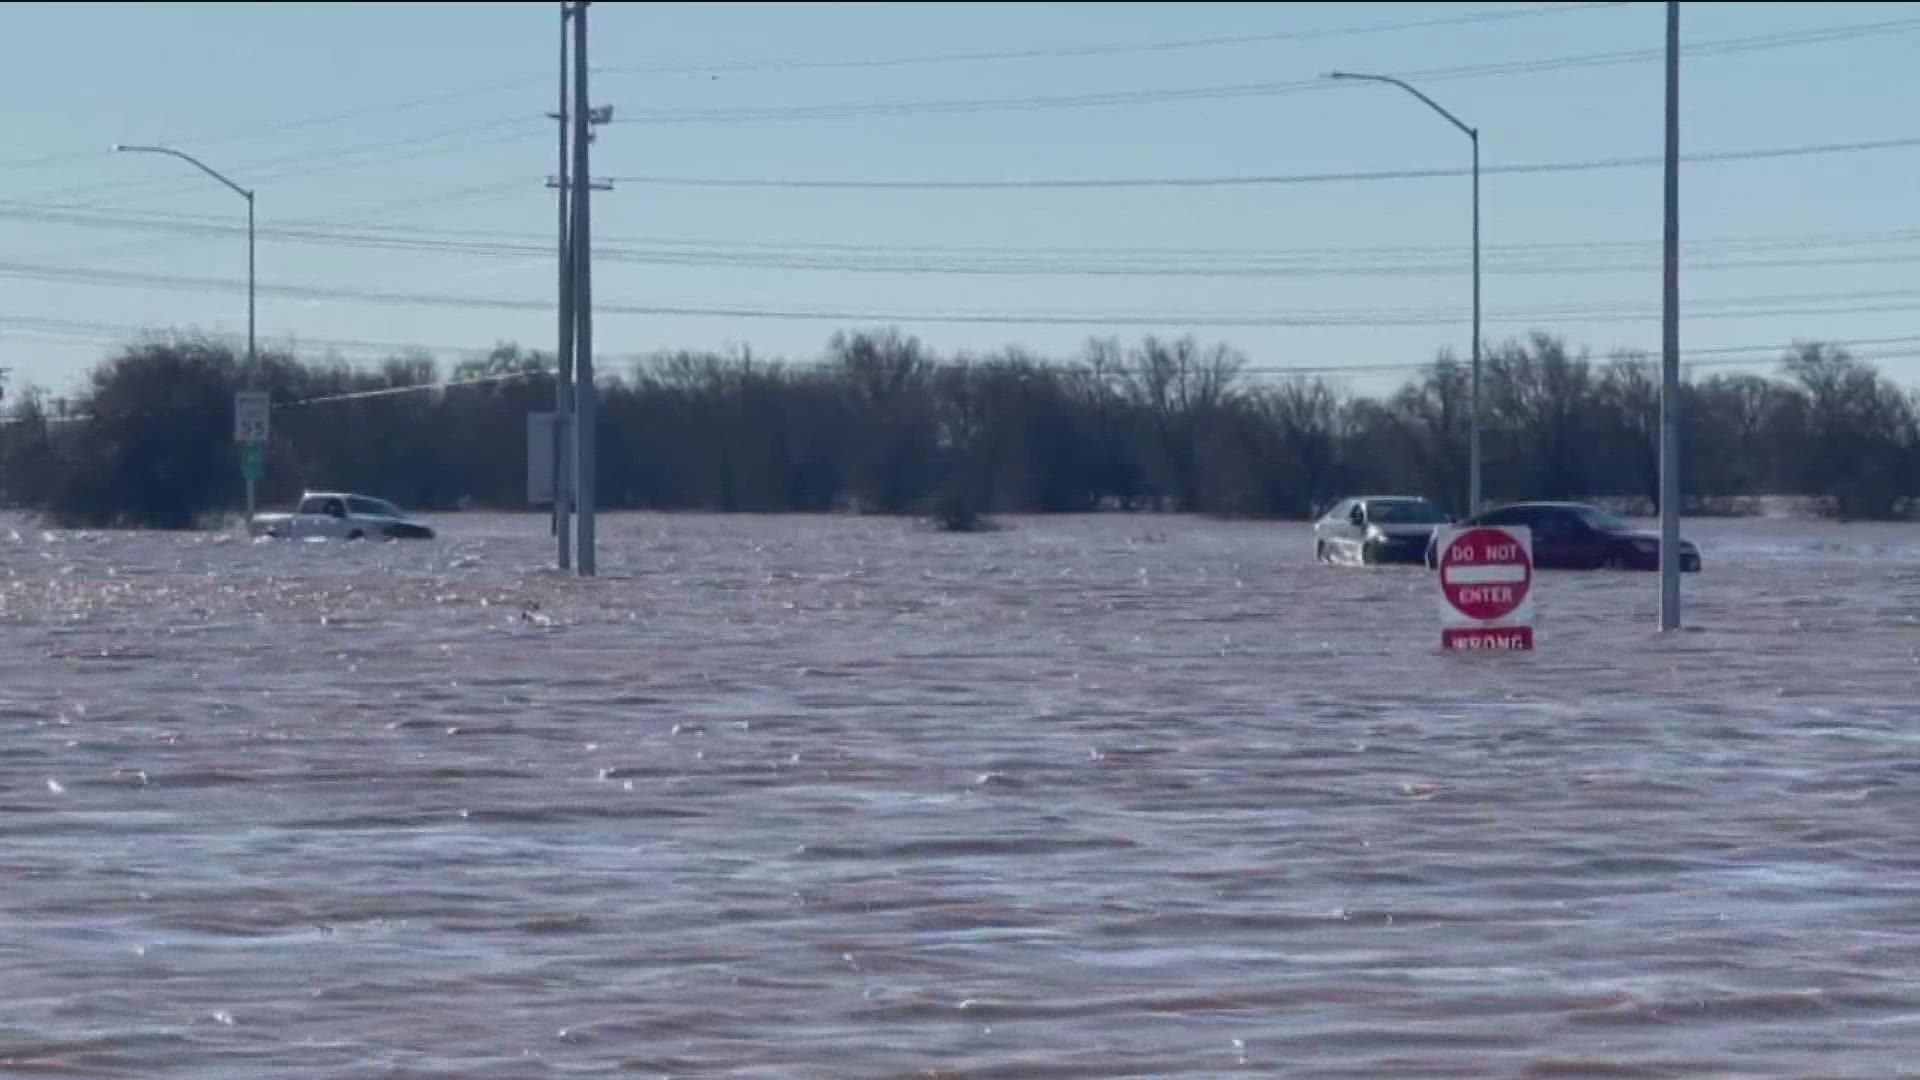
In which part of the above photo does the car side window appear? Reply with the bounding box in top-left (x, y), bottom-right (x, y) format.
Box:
top-left (1535, 510), bottom-right (1573, 539)
top-left (1482, 507), bottom-right (1523, 527)
top-left (1348, 503), bottom-right (1366, 526)
top-left (298, 497), bottom-right (324, 515)
top-left (325, 499), bottom-right (346, 518)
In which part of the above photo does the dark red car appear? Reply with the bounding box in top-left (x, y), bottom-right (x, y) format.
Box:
top-left (1425, 501), bottom-right (1702, 572)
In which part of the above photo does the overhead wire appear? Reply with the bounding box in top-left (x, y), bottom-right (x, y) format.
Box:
top-left (4, 181), bottom-right (538, 268)
top-left (6, 118), bottom-right (542, 209)
top-left (10, 319), bottom-right (1917, 430)
top-left (596, 2), bottom-right (1629, 76)
top-left (4, 258), bottom-right (1920, 329)
top-left (0, 5), bottom-right (1622, 173)
top-left (601, 16), bottom-right (1920, 124)
top-left (8, 311), bottom-right (1914, 378)
top-left (605, 135), bottom-right (1920, 190)
top-left (28, 200), bottom-right (1920, 259)
top-left (11, 199), bottom-right (1920, 280)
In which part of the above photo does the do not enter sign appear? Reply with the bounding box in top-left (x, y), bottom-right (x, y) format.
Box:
top-left (1436, 525), bottom-right (1535, 651)
top-left (1440, 527), bottom-right (1532, 620)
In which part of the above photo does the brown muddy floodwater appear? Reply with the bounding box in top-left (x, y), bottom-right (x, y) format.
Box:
top-left (1, 511), bottom-right (1918, 1078)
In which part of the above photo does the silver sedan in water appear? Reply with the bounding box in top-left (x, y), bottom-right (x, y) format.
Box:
top-left (1314, 495), bottom-right (1453, 566)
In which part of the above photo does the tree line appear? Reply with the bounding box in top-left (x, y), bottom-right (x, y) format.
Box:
top-left (2, 327), bottom-right (1915, 529)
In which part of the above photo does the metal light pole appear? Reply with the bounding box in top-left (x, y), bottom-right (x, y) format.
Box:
top-left (1659, 0), bottom-right (1682, 630)
top-left (114, 143), bottom-right (257, 515)
top-left (1324, 72), bottom-right (1481, 517)
top-left (553, 1), bottom-right (574, 571)
top-left (571, 0), bottom-right (597, 577)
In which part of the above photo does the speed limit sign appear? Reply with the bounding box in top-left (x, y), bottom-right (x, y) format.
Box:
top-left (234, 391), bottom-right (270, 444)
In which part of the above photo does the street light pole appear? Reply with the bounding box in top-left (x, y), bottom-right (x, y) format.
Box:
top-left (1324, 72), bottom-right (1482, 517)
top-left (247, 189), bottom-right (255, 382)
top-left (552, 1), bottom-right (575, 571)
top-left (571, 0), bottom-right (597, 577)
top-left (1659, 0), bottom-right (1682, 630)
top-left (114, 143), bottom-right (257, 514)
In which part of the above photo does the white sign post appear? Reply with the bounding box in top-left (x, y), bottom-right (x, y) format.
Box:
top-left (1436, 525), bottom-right (1535, 651)
top-left (234, 391), bottom-right (270, 443)
top-left (233, 390), bottom-right (270, 522)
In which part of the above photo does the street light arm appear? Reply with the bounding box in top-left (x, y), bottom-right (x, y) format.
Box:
top-left (1324, 71), bottom-right (1476, 139)
top-left (113, 144), bottom-right (253, 200)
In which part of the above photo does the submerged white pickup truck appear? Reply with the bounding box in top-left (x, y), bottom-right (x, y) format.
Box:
top-left (248, 491), bottom-right (436, 541)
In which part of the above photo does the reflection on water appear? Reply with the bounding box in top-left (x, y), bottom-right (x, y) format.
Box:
top-left (1, 512), bottom-right (1917, 1077)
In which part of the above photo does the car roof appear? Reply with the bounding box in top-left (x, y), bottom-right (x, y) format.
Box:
top-left (301, 491), bottom-right (396, 504)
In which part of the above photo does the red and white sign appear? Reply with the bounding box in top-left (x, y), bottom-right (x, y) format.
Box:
top-left (1436, 526), bottom-right (1535, 651)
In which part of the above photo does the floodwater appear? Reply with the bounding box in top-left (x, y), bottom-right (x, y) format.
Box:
top-left (2, 511), bottom-right (1918, 1078)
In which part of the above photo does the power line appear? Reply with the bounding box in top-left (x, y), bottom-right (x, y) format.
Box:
top-left (602, 16), bottom-right (1920, 124)
top-left (4, 181), bottom-right (535, 276)
top-left (597, 3), bottom-right (1628, 76)
top-left (12, 311), bottom-right (1916, 380)
top-left (6, 119), bottom-right (541, 208)
top-left (0, 81), bottom-right (551, 174)
top-left (23, 344), bottom-right (1920, 428)
top-left (11, 325), bottom-right (1919, 427)
top-left (607, 134), bottom-right (1920, 190)
top-left (273, 369), bottom-right (550, 409)
top-left (0, 7), bottom-right (1623, 173)
top-left (13, 199), bottom-right (1920, 280)
top-left (1233, 345), bottom-right (1920, 379)
top-left (18, 193), bottom-right (1920, 264)
top-left (8, 257), bottom-right (1920, 328)
top-left (155, 80), bottom-right (552, 150)
top-left (0, 315), bottom-right (540, 360)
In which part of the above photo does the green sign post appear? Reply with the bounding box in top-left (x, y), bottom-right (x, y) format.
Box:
top-left (234, 390), bottom-right (270, 523)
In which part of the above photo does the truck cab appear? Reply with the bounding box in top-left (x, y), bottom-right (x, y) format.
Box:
top-left (249, 491), bottom-right (435, 541)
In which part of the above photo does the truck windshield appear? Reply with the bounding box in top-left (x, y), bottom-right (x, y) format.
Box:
top-left (348, 497), bottom-right (404, 518)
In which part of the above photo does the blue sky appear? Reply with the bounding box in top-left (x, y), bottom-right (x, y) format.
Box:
top-left (1, 1), bottom-right (1917, 398)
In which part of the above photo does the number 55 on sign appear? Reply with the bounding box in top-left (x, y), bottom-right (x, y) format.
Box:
top-left (234, 391), bottom-right (270, 444)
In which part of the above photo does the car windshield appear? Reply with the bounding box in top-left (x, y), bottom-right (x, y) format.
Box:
top-left (1575, 505), bottom-right (1632, 531)
top-left (1368, 499), bottom-right (1448, 525)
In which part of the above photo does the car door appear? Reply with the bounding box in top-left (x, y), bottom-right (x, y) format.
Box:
top-left (1469, 506), bottom-right (1541, 565)
top-left (298, 497), bottom-right (350, 539)
top-left (1528, 508), bottom-right (1586, 569)
top-left (288, 496), bottom-right (325, 539)
top-left (1317, 499), bottom-right (1351, 547)
top-left (323, 498), bottom-right (353, 538)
